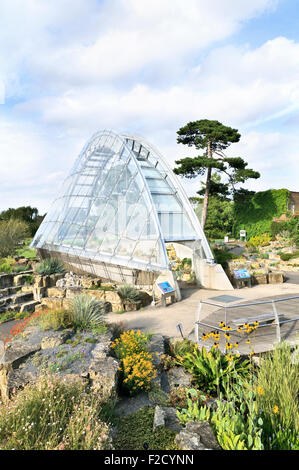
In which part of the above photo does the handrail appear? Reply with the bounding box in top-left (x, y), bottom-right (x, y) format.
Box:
top-left (195, 295), bottom-right (299, 345)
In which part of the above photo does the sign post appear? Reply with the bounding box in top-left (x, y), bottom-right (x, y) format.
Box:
top-left (157, 281), bottom-right (176, 307)
top-left (233, 269), bottom-right (251, 288)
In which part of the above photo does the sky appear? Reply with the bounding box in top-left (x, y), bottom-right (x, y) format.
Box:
top-left (0, 0), bottom-right (299, 214)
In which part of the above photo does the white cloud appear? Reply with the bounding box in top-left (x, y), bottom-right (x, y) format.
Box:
top-left (2, 0), bottom-right (299, 213)
top-left (0, 0), bottom-right (277, 91)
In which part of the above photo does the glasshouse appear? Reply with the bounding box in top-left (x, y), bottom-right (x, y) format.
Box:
top-left (31, 130), bottom-right (232, 298)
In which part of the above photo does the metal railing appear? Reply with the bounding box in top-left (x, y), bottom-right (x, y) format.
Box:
top-left (195, 295), bottom-right (299, 345)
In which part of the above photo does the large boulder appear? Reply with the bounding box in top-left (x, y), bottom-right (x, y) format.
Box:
top-left (0, 323), bottom-right (117, 403)
top-left (166, 367), bottom-right (193, 393)
top-left (89, 356), bottom-right (120, 399)
top-left (175, 420), bottom-right (221, 450)
top-left (153, 406), bottom-right (182, 433)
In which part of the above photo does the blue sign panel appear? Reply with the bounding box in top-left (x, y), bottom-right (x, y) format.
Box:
top-left (157, 282), bottom-right (175, 294)
top-left (234, 269), bottom-right (251, 279)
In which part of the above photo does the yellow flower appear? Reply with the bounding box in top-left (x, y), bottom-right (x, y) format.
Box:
top-left (246, 339), bottom-right (251, 344)
top-left (273, 405), bottom-right (279, 414)
top-left (257, 386), bottom-right (264, 395)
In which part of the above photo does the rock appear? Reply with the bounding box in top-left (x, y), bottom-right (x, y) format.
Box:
top-left (56, 272), bottom-right (83, 289)
top-left (20, 300), bottom-right (41, 313)
top-left (175, 428), bottom-right (205, 450)
top-left (166, 367), bottom-right (193, 393)
top-left (21, 285), bottom-right (34, 293)
top-left (139, 291), bottom-right (153, 307)
top-left (40, 330), bottom-right (72, 350)
top-left (153, 406), bottom-right (182, 433)
top-left (41, 297), bottom-right (64, 310)
top-left (13, 274), bottom-right (32, 287)
top-left (268, 272), bottom-right (284, 284)
top-left (89, 356), bottom-right (120, 399)
top-left (147, 334), bottom-right (165, 367)
top-left (114, 393), bottom-right (152, 417)
top-left (81, 278), bottom-right (101, 289)
top-left (91, 332), bottom-right (113, 359)
top-left (47, 287), bottom-right (66, 298)
top-left (124, 301), bottom-right (141, 311)
top-left (252, 274), bottom-right (268, 285)
top-left (153, 405), bottom-right (165, 429)
top-left (33, 286), bottom-right (47, 301)
top-left (65, 287), bottom-right (83, 298)
top-left (88, 290), bottom-right (106, 301)
top-left (0, 274), bottom-right (14, 289)
top-left (104, 291), bottom-right (122, 303)
top-left (0, 339), bottom-right (41, 402)
top-left (111, 303), bottom-right (125, 313)
top-left (175, 421), bottom-right (221, 450)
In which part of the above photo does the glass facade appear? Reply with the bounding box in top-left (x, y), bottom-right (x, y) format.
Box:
top-left (31, 130), bottom-right (213, 282)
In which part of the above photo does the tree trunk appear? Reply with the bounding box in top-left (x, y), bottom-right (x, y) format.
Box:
top-left (201, 141), bottom-right (212, 229)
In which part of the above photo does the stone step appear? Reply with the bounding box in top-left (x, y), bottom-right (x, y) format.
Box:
top-left (0, 291), bottom-right (34, 311)
top-left (20, 300), bottom-right (41, 313)
top-left (0, 286), bottom-right (21, 298)
top-left (0, 273), bottom-right (14, 289)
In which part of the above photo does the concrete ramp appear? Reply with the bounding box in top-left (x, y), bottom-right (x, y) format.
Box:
top-left (195, 260), bottom-right (234, 291)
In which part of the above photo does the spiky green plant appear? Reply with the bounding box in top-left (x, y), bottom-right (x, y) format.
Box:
top-left (69, 294), bottom-right (106, 330)
top-left (117, 284), bottom-right (141, 304)
top-left (35, 258), bottom-right (66, 275)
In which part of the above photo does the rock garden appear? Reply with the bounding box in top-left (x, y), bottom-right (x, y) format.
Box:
top-left (0, 294), bottom-right (298, 450)
top-left (213, 231), bottom-right (299, 288)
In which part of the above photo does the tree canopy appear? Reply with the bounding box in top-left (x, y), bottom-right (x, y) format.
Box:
top-left (174, 119), bottom-right (260, 229)
top-left (0, 206), bottom-right (45, 236)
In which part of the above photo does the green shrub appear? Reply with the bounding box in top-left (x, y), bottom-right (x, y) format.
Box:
top-left (117, 284), bottom-right (141, 303)
top-left (0, 261), bottom-right (12, 273)
top-left (176, 345), bottom-right (252, 396)
top-left (69, 294), bottom-right (106, 330)
top-left (280, 251), bottom-right (299, 261)
top-left (255, 342), bottom-right (299, 450)
top-left (35, 258), bottom-right (66, 275)
top-left (32, 308), bottom-right (71, 331)
top-left (271, 217), bottom-right (299, 243)
top-left (0, 218), bottom-right (30, 258)
top-left (0, 374), bottom-right (112, 450)
top-left (212, 248), bottom-right (241, 268)
top-left (177, 385), bottom-right (264, 450)
top-left (113, 407), bottom-right (177, 450)
top-left (12, 265), bottom-right (31, 273)
top-left (14, 247), bottom-right (37, 259)
top-left (246, 234), bottom-right (271, 249)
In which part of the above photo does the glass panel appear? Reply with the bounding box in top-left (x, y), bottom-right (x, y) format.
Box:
top-left (141, 167), bottom-right (162, 178)
top-left (146, 178), bottom-right (173, 193)
top-left (152, 194), bottom-right (182, 212)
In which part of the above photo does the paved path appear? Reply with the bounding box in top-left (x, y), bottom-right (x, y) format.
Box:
top-left (106, 282), bottom-right (299, 345)
top-left (284, 271), bottom-right (299, 285)
top-left (1, 280), bottom-right (298, 354)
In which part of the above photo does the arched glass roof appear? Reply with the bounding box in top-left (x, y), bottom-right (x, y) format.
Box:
top-left (31, 130), bottom-right (213, 275)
